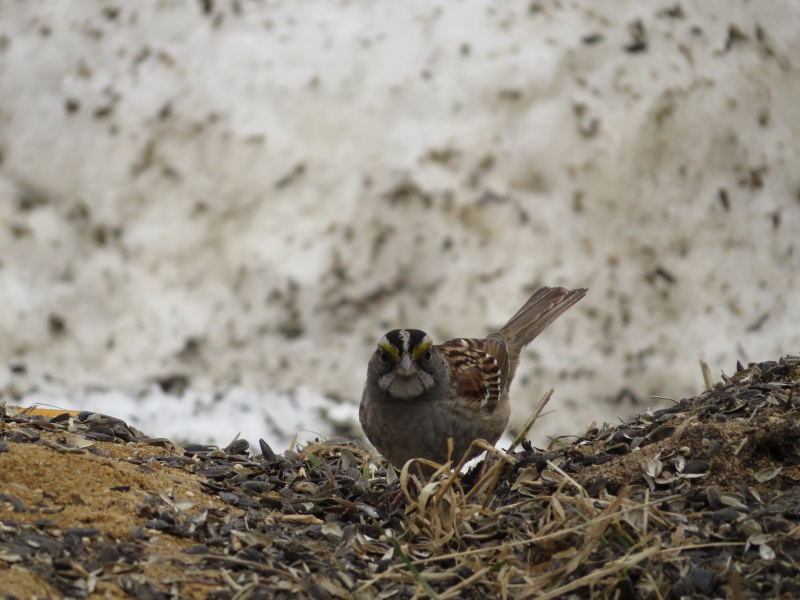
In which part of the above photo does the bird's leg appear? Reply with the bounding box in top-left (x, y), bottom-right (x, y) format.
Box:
top-left (476, 452), bottom-right (493, 481)
top-left (387, 476), bottom-right (420, 512)
top-left (377, 461), bottom-right (421, 511)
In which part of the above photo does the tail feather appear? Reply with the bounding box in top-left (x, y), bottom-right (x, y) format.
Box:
top-left (498, 286), bottom-right (587, 351)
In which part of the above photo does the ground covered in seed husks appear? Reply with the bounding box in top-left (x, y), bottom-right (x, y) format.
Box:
top-left (2, 356), bottom-right (800, 599)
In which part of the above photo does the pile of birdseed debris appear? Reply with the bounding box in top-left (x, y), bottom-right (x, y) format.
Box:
top-left (1, 356), bottom-right (799, 599)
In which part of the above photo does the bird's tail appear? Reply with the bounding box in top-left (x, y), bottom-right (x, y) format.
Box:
top-left (499, 286), bottom-right (587, 351)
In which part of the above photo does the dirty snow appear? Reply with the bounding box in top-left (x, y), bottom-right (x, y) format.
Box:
top-left (1, 1), bottom-right (798, 452)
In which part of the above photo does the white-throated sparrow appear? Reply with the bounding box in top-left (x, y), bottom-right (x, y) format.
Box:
top-left (359, 286), bottom-right (587, 471)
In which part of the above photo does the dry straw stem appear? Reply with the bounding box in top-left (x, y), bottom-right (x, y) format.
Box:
top-left (360, 487), bottom-right (685, 596)
top-left (560, 488), bottom-right (628, 579)
top-left (525, 544), bottom-right (662, 599)
top-left (509, 389), bottom-right (555, 453)
top-left (700, 359), bottom-right (715, 391)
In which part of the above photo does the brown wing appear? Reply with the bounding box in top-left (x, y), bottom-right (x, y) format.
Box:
top-left (437, 335), bottom-right (509, 412)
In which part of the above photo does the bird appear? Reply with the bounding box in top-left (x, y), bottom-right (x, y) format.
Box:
top-left (359, 286), bottom-right (587, 473)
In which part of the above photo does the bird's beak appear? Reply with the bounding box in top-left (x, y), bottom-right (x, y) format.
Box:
top-left (398, 354), bottom-right (413, 375)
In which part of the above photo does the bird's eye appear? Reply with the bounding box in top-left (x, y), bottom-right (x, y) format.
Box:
top-left (378, 350), bottom-right (390, 364)
top-left (423, 349), bottom-right (433, 361)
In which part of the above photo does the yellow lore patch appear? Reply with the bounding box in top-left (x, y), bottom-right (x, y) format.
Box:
top-left (411, 340), bottom-right (431, 360)
top-left (378, 342), bottom-right (400, 360)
